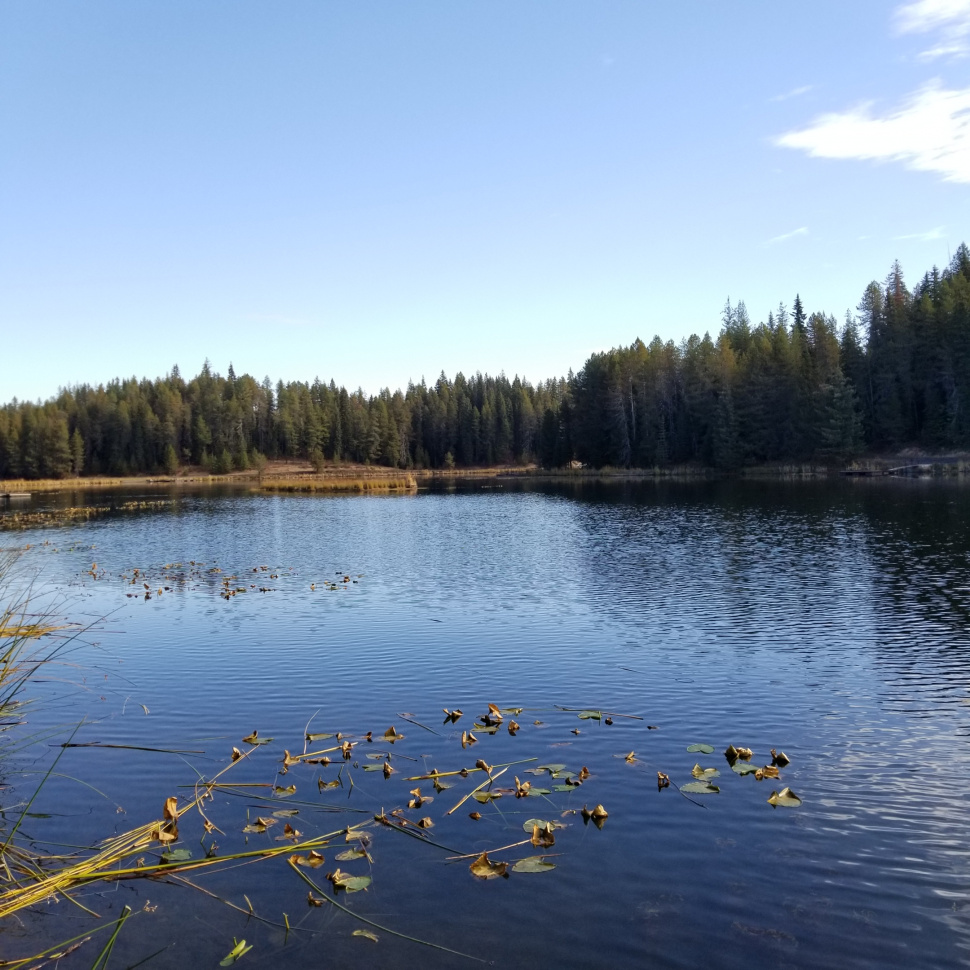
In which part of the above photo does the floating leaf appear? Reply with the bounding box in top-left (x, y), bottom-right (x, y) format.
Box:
top-left (681, 781), bottom-right (720, 794)
top-left (328, 869), bottom-right (372, 892)
top-left (526, 787), bottom-right (551, 796)
top-left (530, 823), bottom-right (556, 847)
top-left (307, 892), bottom-right (323, 907)
top-left (755, 765), bottom-right (781, 781)
top-left (274, 785), bottom-right (297, 798)
top-left (686, 744), bottom-right (715, 754)
top-left (469, 852), bottom-right (508, 880)
top-left (163, 796), bottom-right (178, 821)
top-left (473, 790), bottom-right (502, 803)
top-left (508, 720), bottom-right (520, 735)
top-left (691, 764), bottom-right (721, 780)
top-left (767, 787), bottom-right (802, 808)
top-left (461, 730), bottom-right (477, 749)
top-left (625, 751), bottom-right (637, 763)
top-left (335, 847), bottom-right (367, 861)
top-left (537, 763), bottom-right (567, 773)
top-left (306, 732), bottom-right (334, 742)
top-left (468, 811), bottom-right (482, 820)
top-left (417, 817), bottom-right (434, 829)
top-left (578, 710), bottom-right (602, 720)
top-left (581, 803), bottom-right (609, 823)
top-left (523, 818), bottom-right (559, 833)
top-left (657, 772), bottom-right (670, 790)
top-left (231, 747), bottom-right (242, 761)
top-left (443, 708), bottom-right (463, 722)
top-left (731, 762), bottom-right (759, 776)
top-left (272, 809), bottom-right (300, 818)
top-left (353, 929), bottom-right (379, 943)
top-left (512, 856), bottom-right (556, 873)
top-left (318, 778), bottom-right (341, 790)
top-left (289, 850), bottom-right (326, 868)
top-left (771, 749), bottom-right (791, 768)
top-left (383, 726), bottom-right (405, 742)
top-left (160, 848), bottom-right (192, 863)
top-left (275, 823), bottom-right (301, 842)
top-left (475, 759), bottom-right (493, 774)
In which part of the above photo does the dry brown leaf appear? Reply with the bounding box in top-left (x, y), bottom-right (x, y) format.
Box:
top-left (163, 796), bottom-right (178, 821)
top-left (231, 747), bottom-right (242, 762)
top-left (625, 751), bottom-right (637, 763)
top-left (657, 772), bottom-right (670, 790)
top-left (469, 851), bottom-right (508, 880)
top-left (417, 817), bottom-right (434, 829)
top-left (307, 892), bottom-right (323, 907)
top-left (771, 749), bottom-right (791, 768)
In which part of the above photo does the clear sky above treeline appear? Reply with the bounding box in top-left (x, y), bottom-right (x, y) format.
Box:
top-left (1, 1), bottom-right (967, 403)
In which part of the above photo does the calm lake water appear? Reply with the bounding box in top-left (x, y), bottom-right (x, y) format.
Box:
top-left (3, 478), bottom-right (970, 969)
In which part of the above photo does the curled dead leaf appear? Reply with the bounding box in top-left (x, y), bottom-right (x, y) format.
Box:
top-left (625, 751), bottom-right (637, 763)
top-left (469, 811), bottom-right (482, 820)
top-left (307, 892), bottom-right (323, 907)
top-left (508, 720), bottom-right (520, 735)
top-left (657, 772), bottom-right (670, 790)
top-left (163, 796), bottom-right (178, 821)
top-left (417, 817), bottom-right (434, 829)
top-left (475, 759), bottom-right (492, 775)
top-left (771, 749), bottom-right (791, 768)
top-left (231, 747), bottom-right (242, 762)
top-left (469, 852), bottom-right (508, 880)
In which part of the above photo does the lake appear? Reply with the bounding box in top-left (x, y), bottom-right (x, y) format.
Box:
top-left (3, 478), bottom-right (970, 969)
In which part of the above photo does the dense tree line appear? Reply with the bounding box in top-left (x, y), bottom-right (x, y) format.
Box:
top-left (2, 246), bottom-right (969, 479)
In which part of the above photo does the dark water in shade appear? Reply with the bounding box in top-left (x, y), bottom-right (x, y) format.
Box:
top-left (4, 478), bottom-right (970, 969)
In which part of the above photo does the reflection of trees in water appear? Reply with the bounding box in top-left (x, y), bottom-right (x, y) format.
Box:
top-left (509, 478), bottom-right (970, 693)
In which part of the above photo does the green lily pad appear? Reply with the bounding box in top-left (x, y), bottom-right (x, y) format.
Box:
top-left (512, 855), bottom-right (556, 873)
top-left (578, 711), bottom-right (602, 720)
top-left (536, 764), bottom-right (567, 773)
top-left (680, 781), bottom-right (720, 794)
top-left (160, 848), bottom-right (193, 863)
top-left (526, 787), bottom-right (551, 796)
top-left (732, 762), bottom-right (759, 775)
top-left (522, 818), bottom-right (559, 832)
top-left (686, 744), bottom-right (715, 754)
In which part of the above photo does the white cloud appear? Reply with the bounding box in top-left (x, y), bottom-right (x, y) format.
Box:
top-left (770, 85), bottom-right (813, 103)
top-left (775, 81), bottom-right (970, 183)
top-left (893, 225), bottom-right (948, 240)
top-left (894, 0), bottom-right (970, 57)
top-left (766, 227), bottom-right (809, 245)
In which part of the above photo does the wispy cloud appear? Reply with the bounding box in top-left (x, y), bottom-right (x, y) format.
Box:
top-left (766, 227), bottom-right (809, 245)
top-left (775, 81), bottom-right (970, 183)
top-left (894, 0), bottom-right (970, 58)
top-left (770, 85), bottom-right (812, 103)
top-left (893, 225), bottom-right (948, 240)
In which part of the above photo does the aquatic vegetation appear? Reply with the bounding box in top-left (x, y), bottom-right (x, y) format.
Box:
top-left (259, 475), bottom-right (417, 494)
top-left (0, 499), bottom-right (173, 532)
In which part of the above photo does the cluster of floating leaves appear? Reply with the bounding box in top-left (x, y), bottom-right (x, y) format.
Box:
top-left (647, 742), bottom-right (801, 806)
top-left (65, 555), bottom-right (365, 602)
top-left (0, 500), bottom-right (173, 531)
top-left (127, 702), bottom-right (803, 960)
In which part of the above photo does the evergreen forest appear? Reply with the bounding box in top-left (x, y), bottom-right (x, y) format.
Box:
top-left (3, 246), bottom-right (970, 479)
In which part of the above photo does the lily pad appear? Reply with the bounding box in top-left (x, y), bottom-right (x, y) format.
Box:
top-left (686, 743), bottom-right (715, 754)
top-left (522, 818), bottom-right (559, 833)
top-left (512, 855), bottom-right (556, 873)
top-left (691, 764), bottom-right (720, 780)
top-left (469, 852), bottom-right (508, 880)
top-left (767, 787), bottom-right (802, 808)
top-left (732, 762), bottom-right (759, 776)
top-left (160, 848), bottom-right (192, 863)
top-left (680, 781), bottom-right (720, 794)
top-left (578, 710), bottom-right (602, 720)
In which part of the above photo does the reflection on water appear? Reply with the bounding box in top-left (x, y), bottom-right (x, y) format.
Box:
top-left (4, 479), bottom-right (970, 969)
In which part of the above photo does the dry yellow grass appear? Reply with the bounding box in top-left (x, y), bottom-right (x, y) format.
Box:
top-left (260, 475), bottom-right (418, 493)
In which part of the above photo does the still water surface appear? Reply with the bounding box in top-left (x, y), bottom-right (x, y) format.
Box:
top-left (3, 479), bottom-right (970, 968)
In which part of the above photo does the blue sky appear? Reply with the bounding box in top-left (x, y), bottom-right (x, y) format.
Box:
top-left (1, 1), bottom-right (967, 402)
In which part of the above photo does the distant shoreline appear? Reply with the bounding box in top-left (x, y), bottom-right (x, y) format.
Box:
top-left (4, 452), bottom-right (970, 495)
